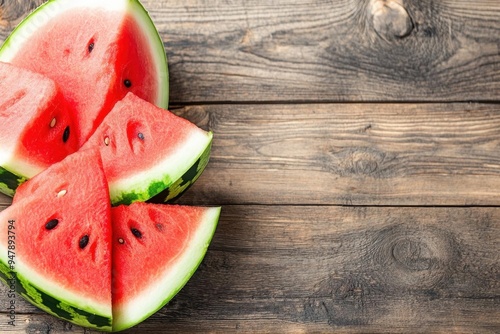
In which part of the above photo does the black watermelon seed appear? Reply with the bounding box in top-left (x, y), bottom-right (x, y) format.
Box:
top-left (45, 219), bottom-right (59, 230)
top-left (124, 79), bottom-right (132, 88)
top-left (138, 132), bottom-right (144, 140)
top-left (131, 228), bottom-right (142, 238)
top-left (155, 223), bottom-right (164, 232)
top-left (79, 235), bottom-right (89, 249)
top-left (62, 126), bottom-right (70, 143)
top-left (88, 42), bottom-right (94, 53)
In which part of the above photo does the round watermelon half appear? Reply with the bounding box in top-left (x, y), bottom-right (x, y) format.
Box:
top-left (0, 0), bottom-right (169, 146)
top-left (0, 61), bottom-right (79, 196)
top-left (0, 149), bottom-right (112, 331)
top-left (111, 202), bottom-right (220, 331)
top-left (81, 92), bottom-right (213, 206)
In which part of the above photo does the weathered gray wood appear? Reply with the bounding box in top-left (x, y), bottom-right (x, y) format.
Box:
top-left (1, 0), bottom-right (499, 103)
top-left (0, 205), bottom-right (498, 333)
top-left (0, 1), bottom-right (499, 333)
top-left (0, 0), bottom-right (45, 31)
top-left (1, 102), bottom-right (499, 207)
top-left (173, 102), bottom-right (500, 206)
top-left (0, 193), bottom-right (10, 206)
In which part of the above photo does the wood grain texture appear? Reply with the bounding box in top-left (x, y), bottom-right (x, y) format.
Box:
top-left (0, 0), bottom-right (499, 333)
top-left (134, 0), bottom-right (500, 102)
top-left (0, 193), bottom-right (10, 206)
top-left (172, 102), bottom-right (500, 206)
top-left (1, 0), bottom-right (499, 103)
top-left (0, 0), bottom-right (44, 41)
top-left (1, 102), bottom-right (498, 207)
top-left (0, 205), bottom-right (498, 333)
top-left (0, 103), bottom-right (500, 206)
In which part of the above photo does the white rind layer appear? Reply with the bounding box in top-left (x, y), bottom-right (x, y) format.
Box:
top-left (109, 130), bottom-right (213, 204)
top-left (129, 0), bottom-right (169, 108)
top-left (0, 149), bottom-right (14, 172)
top-left (0, 150), bottom-right (43, 180)
top-left (0, 241), bottom-right (111, 317)
top-left (112, 206), bottom-right (221, 331)
top-left (1, 143), bottom-right (43, 181)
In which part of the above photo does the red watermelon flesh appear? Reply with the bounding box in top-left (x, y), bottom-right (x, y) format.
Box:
top-left (84, 92), bottom-right (202, 180)
top-left (111, 202), bottom-right (220, 331)
top-left (81, 92), bottom-right (213, 205)
top-left (1, 148), bottom-right (112, 330)
top-left (0, 61), bottom-right (78, 182)
top-left (3, 2), bottom-right (167, 146)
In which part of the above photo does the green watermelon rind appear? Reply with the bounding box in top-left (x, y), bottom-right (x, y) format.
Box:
top-left (0, 260), bottom-right (112, 331)
top-left (0, 0), bottom-right (169, 108)
top-left (149, 134), bottom-right (213, 203)
top-left (113, 206), bottom-right (221, 332)
top-left (0, 166), bottom-right (27, 197)
top-left (129, 0), bottom-right (170, 109)
top-left (111, 131), bottom-right (213, 206)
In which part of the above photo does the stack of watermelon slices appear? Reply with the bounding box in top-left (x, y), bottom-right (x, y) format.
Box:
top-left (0, 0), bottom-right (220, 331)
top-left (0, 149), bottom-right (220, 331)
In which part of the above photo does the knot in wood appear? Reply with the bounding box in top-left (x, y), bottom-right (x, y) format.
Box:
top-left (352, 153), bottom-right (379, 176)
top-left (181, 106), bottom-right (211, 129)
top-left (391, 238), bottom-right (432, 271)
top-left (371, 224), bottom-right (457, 290)
top-left (370, 0), bottom-right (414, 40)
top-left (332, 148), bottom-right (390, 178)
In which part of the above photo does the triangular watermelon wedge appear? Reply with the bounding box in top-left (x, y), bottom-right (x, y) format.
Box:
top-left (0, 0), bottom-right (168, 146)
top-left (0, 149), bottom-right (112, 331)
top-left (4, 149), bottom-right (220, 332)
top-left (81, 93), bottom-right (213, 205)
top-left (111, 202), bottom-right (220, 331)
top-left (0, 61), bottom-right (78, 196)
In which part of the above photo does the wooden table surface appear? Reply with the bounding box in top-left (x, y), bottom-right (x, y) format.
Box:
top-left (1, 0), bottom-right (499, 333)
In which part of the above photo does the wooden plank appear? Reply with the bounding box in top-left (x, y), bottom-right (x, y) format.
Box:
top-left (2, 0), bottom-right (498, 103)
top-left (0, 194), bottom-right (10, 206)
top-left (1, 102), bottom-right (499, 207)
top-left (0, 205), bottom-right (498, 333)
top-left (98, 0), bottom-right (500, 103)
top-left (172, 102), bottom-right (500, 206)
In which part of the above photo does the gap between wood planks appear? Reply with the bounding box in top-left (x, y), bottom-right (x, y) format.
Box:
top-left (169, 100), bottom-right (500, 107)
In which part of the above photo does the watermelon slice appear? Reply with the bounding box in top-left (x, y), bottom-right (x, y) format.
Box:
top-left (0, 149), bottom-right (112, 331)
top-left (0, 61), bottom-right (78, 196)
top-left (0, 0), bottom-right (169, 146)
top-left (80, 93), bottom-right (213, 205)
top-left (111, 202), bottom-right (220, 331)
